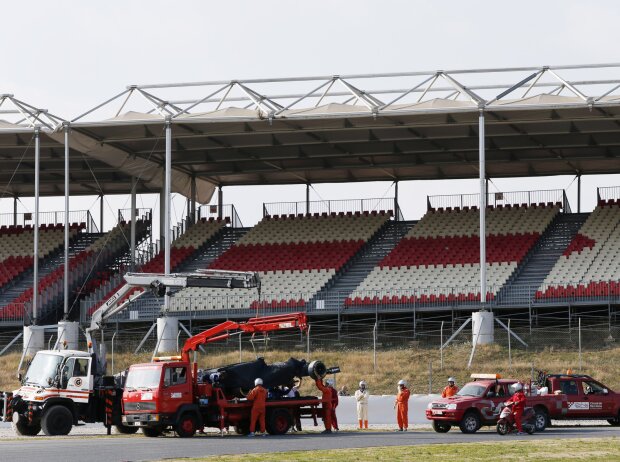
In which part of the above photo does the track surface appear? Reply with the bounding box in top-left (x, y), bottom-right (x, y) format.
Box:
top-left (1, 425), bottom-right (619, 462)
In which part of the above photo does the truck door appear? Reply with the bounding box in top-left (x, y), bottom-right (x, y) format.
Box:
top-left (581, 380), bottom-right (614, 418)
top-left (560, 380), bottom-right (590, 417)
top-left (62, 357), bottom-right (92, 400)
top-left (160, 365), bottom-right (192, 415)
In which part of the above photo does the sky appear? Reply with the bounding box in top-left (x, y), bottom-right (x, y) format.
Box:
top-left (2, 0), bottom-right (620, 230)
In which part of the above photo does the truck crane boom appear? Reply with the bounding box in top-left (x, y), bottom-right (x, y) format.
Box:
top-left (86, 269), bottom-right (261, 376)
top-left (181, 313), bottom-right (308, 361)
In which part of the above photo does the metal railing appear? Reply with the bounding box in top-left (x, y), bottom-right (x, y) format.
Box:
top-left (263, 197), bottom-right (402, 220)
top-left (117, 208), bottom-right (152, 225)
top-left (597, 186), bottom-right (620, 203)
top-left (0, 210), bottom-right (98, 233)
top-left (197, 204), bottom-right (243, 228)
top-left (427, 189), bottom-right (570, 213)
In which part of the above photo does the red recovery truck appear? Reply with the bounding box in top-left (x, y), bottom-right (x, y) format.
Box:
top-left (427, 372), bottom-right (620, 434)
top-left (122, 313), bottom-right (337, 437)
top-left (426, 374), bottom-right (567, 433)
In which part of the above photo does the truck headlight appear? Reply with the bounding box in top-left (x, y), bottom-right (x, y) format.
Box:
top-left (446, 403), bottom-right (457, 410)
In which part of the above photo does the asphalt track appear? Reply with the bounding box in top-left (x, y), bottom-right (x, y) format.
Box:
top-left (2, 426), bottom-right (619, 462)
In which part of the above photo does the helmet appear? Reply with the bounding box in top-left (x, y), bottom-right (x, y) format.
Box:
top-left (359, 380), bottom-right (367, 388)
top-left (398, 379), bottom-right (407, 386)
top-left (209, 373), bottom-right (220, 383)
top-left (513, 382), bottom-right (523, 391)
top-left (255, 378), bottom-right (263, 386)
top-left (448, 377), bottom-right (456, 383)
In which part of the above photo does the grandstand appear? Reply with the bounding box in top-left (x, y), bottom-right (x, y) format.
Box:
top-left (3, 63), bottom-right (620, 340)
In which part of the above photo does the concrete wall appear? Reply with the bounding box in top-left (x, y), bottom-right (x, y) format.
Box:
top-left (333, 394), bottom-right (439, 425)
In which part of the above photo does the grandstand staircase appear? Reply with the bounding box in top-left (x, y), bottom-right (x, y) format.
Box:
top-left (314, 220), bottom-right (416, 310)
top-left (496, 213), bottom-right (589, 306)
top-left (0, 232), bottom-right (102, 307)
top-left (176, 227), bottom-right (249, 273)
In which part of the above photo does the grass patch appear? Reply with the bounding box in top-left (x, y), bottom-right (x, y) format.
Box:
top-left (2, 343), bottom-right (620, 396)
top-left (163, 438), bottom-right (620, 461)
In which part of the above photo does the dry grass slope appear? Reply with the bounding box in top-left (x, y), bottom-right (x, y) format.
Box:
top-left (1, 343), bottom-right (619, 395)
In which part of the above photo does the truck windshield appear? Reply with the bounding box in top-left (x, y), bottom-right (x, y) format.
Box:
top-left (456, 383), bottom-right (487, 397)
top-left (125, 367), bottom-right (162, 389)
top-left (23, 353), bottom-right (63, 387)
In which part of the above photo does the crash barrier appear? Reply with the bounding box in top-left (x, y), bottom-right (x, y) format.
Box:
top-left (335, 394), bottom-right (438, 426)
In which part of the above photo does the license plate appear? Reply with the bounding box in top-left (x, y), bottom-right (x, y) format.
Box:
top-left (432, 410), bottom-right (444, 415)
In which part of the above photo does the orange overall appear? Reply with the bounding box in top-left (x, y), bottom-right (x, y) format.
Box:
top-left (441, 384), bottom-right (459, 398)
top-left (396, 386), bottom-right (410, 430)
top-left (329, 385), bottom-right (339, 431)
top-left (315, 379), bottom-right (333, 430)
top-left (247, 385), bottom-right (267, 433)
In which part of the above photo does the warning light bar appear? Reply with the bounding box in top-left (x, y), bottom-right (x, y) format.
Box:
top-left (470, 373), bottom-right (502, 380)
top-left (152, 356), bottom-right (182, 362)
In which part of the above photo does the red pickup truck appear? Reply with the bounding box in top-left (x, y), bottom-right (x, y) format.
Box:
top-left (426, 373), bottom-right (620, 434)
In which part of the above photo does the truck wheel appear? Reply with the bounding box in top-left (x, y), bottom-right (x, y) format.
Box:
top-left (432, 420), bottom-right (451, 433)
top-left (176, 413), bottom-right (198, 438)
top-left (114, 425), bottom-right (139, 434)
top-left (458, 411), bottom-right (480, 434)
top-left (41, 405), bottom-right (73, 436)
top-left (266, 409), bottom-right (292, 435)
top-left (142, 426), bottom-right (164, 437)
top-left (608, 412), bottom-right (620, 426)
top-left (534, 408), bottom-right (548, 432)
top-left (11, 415), bottom-right (41, 436)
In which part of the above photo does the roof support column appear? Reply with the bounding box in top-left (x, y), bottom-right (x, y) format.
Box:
top-left (217, 186), bottom-right (223, 220)
top-left (63, 123), bottom-right (70, 319)
top-left (478, 108), bottom-right (487, 307)
top-left (13, 196), bottom-right (17, 226)
top-left (33, 127), bottom-right (40, 325)
top-left (577, 174), bottom-right (582, 213)
top-left (164, 117), bottom-right (172, 309)
top-left (306, 184), bottom-right (310, 214)
top-left (130, 177), bottom-right (137, 271)
top-left (190, 175), bottom-right (196, 224)
top-left (99, 194), bottom-right (104, 232)
top-left (394, 180), bottom-right (399, 221)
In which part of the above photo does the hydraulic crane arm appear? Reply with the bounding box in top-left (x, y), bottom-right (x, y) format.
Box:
top-left (85, 269), bottom-right (261, 377)
top-left (181, 313), bottom-right (308, 361)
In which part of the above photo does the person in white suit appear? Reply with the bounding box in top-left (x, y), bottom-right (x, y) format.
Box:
top-left (355, 380), bottom-right (369, 429)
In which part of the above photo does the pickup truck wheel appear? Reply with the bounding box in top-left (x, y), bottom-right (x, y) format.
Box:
top-left (11, 415), bottom-right (41, 436)
top-left (459, 411), bottom-right (480, 434)
top-left (176, 413), bottom-right (198, 438)
top-left (432, 420), bottom-right (451, 433)
top-left (608, 412), bottom-right (620, 426)
top-left (41, 405), bottom-right (73, 436)
top-left (534, 408), bottom-right (548, 432)
top-left (114, 424), bottom-right (139, 434)
top-left (266, 409), bottom-right (292, 435)
top-left (142, 426), bottom-right (164, 437)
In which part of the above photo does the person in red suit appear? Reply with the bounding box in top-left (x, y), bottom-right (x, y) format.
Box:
top-left (315, 378), bottom-right (333, 433)
top-left (506, 382), bottom-right (526, 434)
top-left (247, 378), bottom-right (267, 436)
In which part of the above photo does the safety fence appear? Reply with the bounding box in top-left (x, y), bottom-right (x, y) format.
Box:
top-left (263, 197), bottom-right (403, 221)
top-left (597, 185), bottom-right (620, 203)
top-left (0, 209), bottom-right (98, 233)
top-left (427, 189), bottom-right (570, 212)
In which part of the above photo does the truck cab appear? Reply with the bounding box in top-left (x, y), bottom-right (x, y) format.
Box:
top-left (7, 350), bottom-right (95, 436)
top-left (426, 374), bottom-right (521, 434)
top-left (122, 360), bottom-right (201, 437)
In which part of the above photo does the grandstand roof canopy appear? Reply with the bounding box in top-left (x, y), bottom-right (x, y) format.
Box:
top-left (0, 95), bottom-right (159, 197)
top-left (5, 64), bottom-right (620, 200)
